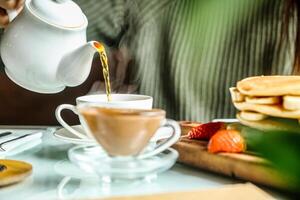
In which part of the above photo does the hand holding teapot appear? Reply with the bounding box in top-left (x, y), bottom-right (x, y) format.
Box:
top-left (1, 0), bottom-right (100, 93)
top-left (0, 0), bottom-right (24, 27)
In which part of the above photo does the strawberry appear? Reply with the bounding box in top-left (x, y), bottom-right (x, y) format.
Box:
top-left (208, 130), bottom-right (246, 153)
top-left (187, 122), bottom-right (225, 140)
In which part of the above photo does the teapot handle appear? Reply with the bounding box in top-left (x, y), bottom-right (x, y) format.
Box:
top-left (7, 9), bottom-right (18, 22)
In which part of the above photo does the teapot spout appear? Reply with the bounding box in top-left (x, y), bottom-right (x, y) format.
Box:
top-left (56, 41), bottom-right (99, 87)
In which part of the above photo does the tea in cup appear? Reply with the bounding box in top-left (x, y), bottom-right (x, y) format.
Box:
top-left (78, 106), bottom-right (181, 158)
top-left (55, 94), bottom-right (153, 139)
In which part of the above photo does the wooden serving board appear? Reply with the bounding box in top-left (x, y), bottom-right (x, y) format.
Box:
top-left (101, 183), bottom-right (274, 200)
top-left (173, 123), bottom-right (289, 190)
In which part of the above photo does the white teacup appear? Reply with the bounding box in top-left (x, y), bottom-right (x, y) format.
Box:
top-left (55, 94), bottom-right (153, 139)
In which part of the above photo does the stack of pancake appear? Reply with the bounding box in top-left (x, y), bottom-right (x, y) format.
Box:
top-left (230, 76), bottom-right (300, 132)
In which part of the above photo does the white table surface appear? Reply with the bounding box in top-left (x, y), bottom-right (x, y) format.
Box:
top-left (0, 127), bottom-right (288, 200)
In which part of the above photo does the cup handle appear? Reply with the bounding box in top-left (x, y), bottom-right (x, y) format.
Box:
top-left (55, 104), bottom-right (89, 139)
top-left (137, 119), bottom-right (181, 159)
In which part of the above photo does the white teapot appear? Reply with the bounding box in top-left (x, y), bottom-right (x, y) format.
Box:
top-left (0, 0), bottom-right (99, 93)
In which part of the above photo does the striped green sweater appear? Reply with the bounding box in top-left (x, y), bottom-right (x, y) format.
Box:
top-left (3, 0), bottom-right (297, 122)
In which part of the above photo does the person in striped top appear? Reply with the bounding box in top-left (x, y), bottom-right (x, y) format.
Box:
top-left (77, 0), bottom-right (297, 122)
top-left (0, 0), bottom-right (298, 124)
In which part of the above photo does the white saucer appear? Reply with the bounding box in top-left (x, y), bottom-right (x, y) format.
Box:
top-left (68, 145), bottom-right (178, 181)
top-left (54, 125), bottom-right (173, 145)
top-left (54, 125), bottom-right (95, 144)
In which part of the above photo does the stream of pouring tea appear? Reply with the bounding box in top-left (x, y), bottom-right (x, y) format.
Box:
top-left (94, 42), bottom-right (111, 101)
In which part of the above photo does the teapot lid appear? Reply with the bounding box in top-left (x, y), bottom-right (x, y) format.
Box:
top-left (28, 0), bottom-right (87, 28)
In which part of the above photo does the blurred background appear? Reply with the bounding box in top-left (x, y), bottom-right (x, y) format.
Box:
top-left (0, 0), bottom-right (296, 126)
